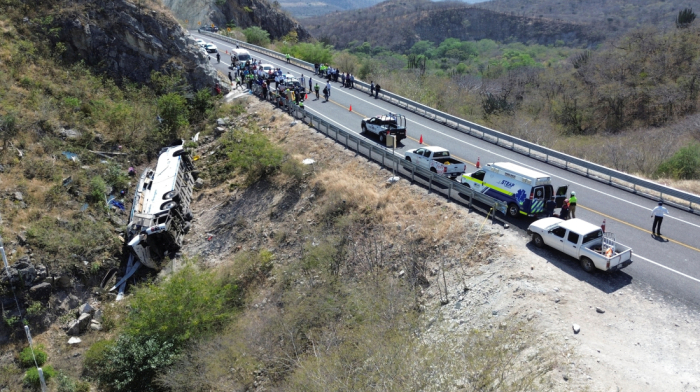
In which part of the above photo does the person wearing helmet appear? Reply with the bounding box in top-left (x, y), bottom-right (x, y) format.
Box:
top-left (569, 191), bottom-right (577, 219)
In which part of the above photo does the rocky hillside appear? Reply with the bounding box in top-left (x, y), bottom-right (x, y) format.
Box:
top-left (51, 0), bottom-right (223, 90)
top-left (301, 0), bottom-right (603, 51)
top-left (477, 0), bottom-right (692, 34)
top-left (163, 0), bottom-right (311, 40)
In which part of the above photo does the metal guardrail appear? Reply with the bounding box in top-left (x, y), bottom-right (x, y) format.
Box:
top-left (248, 83), bottom-right (506, 222)
top-left (202, 31), bottom-right (700, 215)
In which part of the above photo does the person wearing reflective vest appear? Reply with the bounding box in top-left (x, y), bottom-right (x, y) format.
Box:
top-left (569, 191), bottom-right (577, 219)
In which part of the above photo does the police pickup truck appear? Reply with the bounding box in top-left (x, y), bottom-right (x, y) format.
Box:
top-left (527, 218), bottom-right (632, 272)
top-left (404, 146), bottom-right (467, 179)
top-left (361, 113), bottom-right (407, 144)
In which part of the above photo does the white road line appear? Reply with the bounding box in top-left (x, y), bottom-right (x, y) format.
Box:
top-left (201, 34), bottom-right (700, 230)
top-left (205, 37), bottom-right (700, 286)
top-left (633, 254), bottom-right (700, 284)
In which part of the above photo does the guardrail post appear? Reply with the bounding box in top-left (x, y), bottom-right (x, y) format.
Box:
top-left (448, 182), bottom-right (453, 201)
top-left (468, 190), bottom-right (473, 209)
top-left (345, 132), bottom-right (348, 147)
top-left (382, 150), bottom-right (385, 167)
top-left (411, 165), bottom-right (415, 182)
top-left (428, 174), bottom-right (433, 192)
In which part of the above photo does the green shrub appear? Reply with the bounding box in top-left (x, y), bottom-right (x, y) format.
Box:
top-left (105, 164), bottom-right (129, 191)
top-left (157, 93), bottom-right (189, 142)
top-left (126, 264), bottom-right (241, 344)
top-left (56, 371), bottom-right (87, 392)
top-left (93, 335), bottom-right (176, 392)
top-left (243, 26), bottom-right (270, 46)
top-left (280, 158), bottom-right (311, 183)
top-left (214, 130), bottom-right (284, 185)
top-left (83, 340), bottom-right (114, 376)
top-left (24, 365), bottom-right (55, 387)
top-left (19, 345), bottom-right (47, 367)
top-left (656, 143), bottom-right (700, 179)
top-left (88, 175), bottom-right (107, 204)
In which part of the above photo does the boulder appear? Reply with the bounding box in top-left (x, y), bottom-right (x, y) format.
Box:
top-left (216, 118), bottom-right (227, 126)
top-left (35, 264), bottom-right (48, 283)
top-left (29, 282), bottom-right (52, 300)
top-left (16, 232), bottom-right (28, 246)
top-left (194, 178), bottom-right (205, 189)
top-left (55, 275), bottom-right (72, 288)
top-left (79, 303), bottom-right (94, 315)
top-left (68, 337), bottom-right (82, 345)
top-left (78, 313), bottom-right (92, 331)
top-left (13, 192), bottom-right (23, 201)
top-left (90, 320), bottom-right (102, 331)
top-left (93, 309), bottom-right (103, 322)
top-left (59, 128), bottom-right (82, 140)
top-left (110, 215), bottom-right (125, 227)
top-left (66, 320), bottom-right (81, 336)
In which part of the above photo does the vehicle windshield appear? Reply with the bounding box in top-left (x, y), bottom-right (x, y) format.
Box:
top-left (238, 53), bottom-right (251, 61)
top-left (582, 229), bottom-right (603, 244)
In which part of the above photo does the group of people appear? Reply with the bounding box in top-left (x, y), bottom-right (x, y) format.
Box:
top-left (544, 191), bottom-right (578, 220)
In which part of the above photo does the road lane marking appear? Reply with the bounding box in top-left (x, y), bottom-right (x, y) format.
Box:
top-left (200, 35), bottom-right (700, 238)
top-left (633, 254), bottom-right (700, 285)
top-left (579, 205), bottom-right (700, 253)
top-left (236, 49), bottom-right (700, 230)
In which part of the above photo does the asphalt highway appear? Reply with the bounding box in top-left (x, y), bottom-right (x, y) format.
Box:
top-left (193, 32), bottom-right (700, 308)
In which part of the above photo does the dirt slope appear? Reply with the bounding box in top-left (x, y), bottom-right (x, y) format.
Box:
top-left (184, 96), bottom-right (700, 391)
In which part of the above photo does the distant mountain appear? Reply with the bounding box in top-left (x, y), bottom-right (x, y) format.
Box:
top-left (280, 0), bottom-right (386, 18)
top-left (476, 0), bottom-right (691, 33)
top-left (301, 0), bottom-right (603, 51)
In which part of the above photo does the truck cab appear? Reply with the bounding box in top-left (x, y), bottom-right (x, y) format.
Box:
top-left (361, 113), bottom-right (407, 143)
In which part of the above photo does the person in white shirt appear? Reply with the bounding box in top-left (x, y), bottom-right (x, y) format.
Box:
top-left (650, 201), bottom-right (670, 236)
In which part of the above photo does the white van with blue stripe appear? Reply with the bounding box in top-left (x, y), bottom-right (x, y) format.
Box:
top-left (460, 162), bottom-right (568, 218)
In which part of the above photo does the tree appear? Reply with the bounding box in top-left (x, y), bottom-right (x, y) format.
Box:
top-left (333, 51), bottom-right (357, 73)
top-left (243, 26), bottom-right (271, 46)
top-left (676, 8), bottom-right (696, 28)
top-left (157, 93), bottom-right (189, 142)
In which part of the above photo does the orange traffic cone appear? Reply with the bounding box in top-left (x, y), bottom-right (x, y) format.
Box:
top-left (349, 105), bottom-right (352, 112)
top-left (601, 219), bottom-right (606, 232)
top-left (419, 135), bottom-right (423, 144)
top-left (476, 157), bottom-right (480, 169)
top-left (305, 93), bottom-right (308, 100)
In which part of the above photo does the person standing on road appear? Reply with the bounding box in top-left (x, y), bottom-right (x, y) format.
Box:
top-left (650, 201), bottom-right (670, 236)
top-left (545, 196), bottom-right (556, 218)
top-left (375, 84), bottom-right (381, 98)
top-left (228, 72), bottom-right (233, 85)
top-left (309, 77), bottom-right (313, 93)
top-left (300, 74), bottom-right (306, 92)
top-left (370, 81), bottom-right (375, 96)
top-left (216, 52), bottom-right (220, 63)
top-left (560, 199), bottom-right (570, 220)
top-left (569, 191), bottom-right (578, 219)
top-left (286, 53), bottom-right (291, 63)
top-left (314, 83), bottom-right (320, 99)
top-left (326, 81), bottom-right (331, 98)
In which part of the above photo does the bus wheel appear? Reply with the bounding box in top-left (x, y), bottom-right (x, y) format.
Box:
top-left (507, 203), bottom-right (520, 218)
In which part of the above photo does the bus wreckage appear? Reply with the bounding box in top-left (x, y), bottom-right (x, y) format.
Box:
top-left (110, 142), bottom-right (197, 299)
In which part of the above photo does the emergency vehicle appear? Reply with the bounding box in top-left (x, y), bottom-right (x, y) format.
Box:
top-left (460, 162), bottom-right (568, 218)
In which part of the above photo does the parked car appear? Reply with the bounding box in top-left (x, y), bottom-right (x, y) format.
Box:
top-left (527, 218), bottom-right (633, 272)
top-left (200, 26), bottom-right (219, 32)
top-left (204, 43), bottom-right (218, 53)
top-left (194, 38), bottom-right (206, 47)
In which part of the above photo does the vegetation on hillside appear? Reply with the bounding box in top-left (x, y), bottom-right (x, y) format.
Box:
top-left (262, 18), bottom-right (700, 183)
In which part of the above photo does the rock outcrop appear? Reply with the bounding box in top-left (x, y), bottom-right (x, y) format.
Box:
top-left (52, 0), bottom-right (225, 91)
top-left (163, 0), bottom-right (310, 41)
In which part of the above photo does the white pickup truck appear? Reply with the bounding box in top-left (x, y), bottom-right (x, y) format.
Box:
top-left (404, 146), bottom-right (467, 179)
top-left (527, 218), bottom-right (632, 272)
